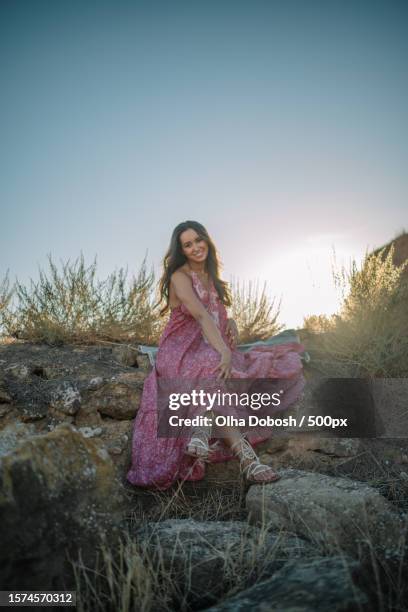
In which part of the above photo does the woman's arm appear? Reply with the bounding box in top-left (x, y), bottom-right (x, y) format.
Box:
top-left (226, 318), bottom-right (239, 347)
top-left (171, 271), bottom-right (231, 356)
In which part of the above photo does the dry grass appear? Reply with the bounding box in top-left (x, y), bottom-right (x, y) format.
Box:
top-left (0, 271), bottom-right (14, 328)
top-left (69, 514), bottom-right (309, 612)
top-left (228, 277), bottom-right (283, 344)
top-left (125, 484), bottom-right (247, 525)
top-left (303, 241), bottom-right (408, 377)
top-left (69, 478), bottom-right (408, 612)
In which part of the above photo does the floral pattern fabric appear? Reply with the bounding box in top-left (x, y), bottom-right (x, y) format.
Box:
top-left (127, 271), bottom-right (306, 490)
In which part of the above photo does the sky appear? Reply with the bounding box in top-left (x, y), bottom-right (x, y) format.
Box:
top-left (1, 0), bottom-right (407, 328)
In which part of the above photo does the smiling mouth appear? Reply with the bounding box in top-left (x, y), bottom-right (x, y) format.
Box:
top-left (193, 250), bottom-right (204, 256)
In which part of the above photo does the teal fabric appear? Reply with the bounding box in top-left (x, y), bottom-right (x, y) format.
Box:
top-left (139, 328), bottom-right (310, 366)
top-left (237, 329), bottom-right (300, 351)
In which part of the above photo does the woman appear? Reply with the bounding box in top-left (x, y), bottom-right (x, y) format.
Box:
top-left (127, 221), bottom-right (306, 490)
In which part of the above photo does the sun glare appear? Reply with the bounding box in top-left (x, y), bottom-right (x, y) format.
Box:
top-left (249, 236), bottom-right (367, 329)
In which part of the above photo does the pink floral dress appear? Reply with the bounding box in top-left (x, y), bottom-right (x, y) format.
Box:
top-left (127, 271), bottom-right (306, 490)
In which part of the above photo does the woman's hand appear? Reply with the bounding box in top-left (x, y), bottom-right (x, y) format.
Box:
top-left (215, 348), bottom-right (232, 379)
top-left (226, 318), bottom-right (239, 348)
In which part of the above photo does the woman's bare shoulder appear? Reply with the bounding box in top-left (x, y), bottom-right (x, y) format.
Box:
top-left (171, 265), bottom-right (192, 282)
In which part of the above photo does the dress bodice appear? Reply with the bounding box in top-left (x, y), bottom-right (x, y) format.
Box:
top-left (171, 272), bottom-right (225, 323)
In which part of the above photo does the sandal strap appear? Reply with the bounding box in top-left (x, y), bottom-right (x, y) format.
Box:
top-left (187, 437), bottom-right (210, 451)
top-left (191, 423), bottom-right (212, 440)
top-left (241, 460), bottom-right (260, 478)
top-left (231, 437), bottom-right (258, 463)
top-left (244, 461), bottom-right (276, 478)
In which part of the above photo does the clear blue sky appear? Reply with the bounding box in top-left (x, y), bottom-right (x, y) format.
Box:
top-left (1, 0), bottom-right (407, 327)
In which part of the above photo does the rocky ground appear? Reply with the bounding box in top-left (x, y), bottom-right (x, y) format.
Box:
top-left (1, 339), bottom-right (408, 610)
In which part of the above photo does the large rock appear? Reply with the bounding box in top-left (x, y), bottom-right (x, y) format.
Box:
top-left (81, 375), bottom-right (143, 420)
top-left (205, 556), bottom-right (367, 611)
top-left (0, 423), bottom-right (125, 589)
top-left (0, 376), bottom-right (13, 419)
top-left (246, 468), bottom-right (404, 559)
top-left (258, 434), bottom-right (362, 474)
top-left (0, 376), bottom-right (12, 404)
top-left (135, 518), bottom-right (316, 608)
top-left (0, 342), bottom-right (146, 431)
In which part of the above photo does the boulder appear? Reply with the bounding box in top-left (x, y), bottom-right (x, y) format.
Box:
top-left (246, 468), bottom-right (404, 559)
top-left (205, 556), bottom-right (367, 611)
top-left (135, 518), bottom-right (316, 608)
top-left (81, 378), bottom-right (142, 420)
top-left (0, 423), bottom-right (125, 589)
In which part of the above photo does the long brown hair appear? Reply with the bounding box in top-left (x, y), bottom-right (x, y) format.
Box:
top-left (155, 220), bottom-right (232, 316)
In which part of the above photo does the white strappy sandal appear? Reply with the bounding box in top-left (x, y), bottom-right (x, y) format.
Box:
top-left (184, 419), bottom-right (213, 462)
top-left (185, 435), bottom-right (211, 461)
top-left (231, 437), bottom-right (281, 483)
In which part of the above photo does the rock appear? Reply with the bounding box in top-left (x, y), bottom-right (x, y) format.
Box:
top-left (115, 371), bottom-right (146, 385)
top-left (263, 436), bottom-right (290, 454)
top-left (136, 353), bottom-right (151, 373)
top-left (246, 468), bottom-right (404, 559)
top-left (135, 519), bottom-right (316, 609)
top-left (19, 404), bottom-right (48, 422)
top-left (108, 445), bottom-right (123, 455)
top-left (78, 426), bottom-right (103, 438)
top-left (112, 345), bottom-right (138, 367)
top-left (82, 381), bottom-right (141, 420)
top-left (99, 419), bottom-right (133, 477)
top-left (287, 435), bottom-right (361, 457)
top-left (41, 365), bottom-right (60, 379)
top-left (0, 422), bottom-right (38, 457)
top-left (5, 363), bottom-right (30, 380)
top-left (87, 376), bottom-right (105, 390)
top-left (0, 376), bottom-right (13, 416)
top-left (0, 405), bottom-right (12, 418)
top-left (257, 433), bottom-right (362, 475)
top-left (0, 424), bottom-right (125, 590)
top-left (50, 382), bottom-right (81, 415)
top-left (205, 556), bottom-right (367, 611)
top-left (0, 387), bottom-right (12, 404)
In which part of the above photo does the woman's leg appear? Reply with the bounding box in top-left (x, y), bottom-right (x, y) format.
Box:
top-left (216, 424), bottom-right (280, 483)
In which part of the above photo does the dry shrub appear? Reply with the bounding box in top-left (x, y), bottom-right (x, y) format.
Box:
top-left (303, 313), bottom-right (338, 334)
top-left (0, 253), bottom-right (167, 346)
top-left (228, 277), bottom-right (283, 344)
top-left (304, 243), bottom-right (408, 377)
top-left (1, 260), bottom-right (285, 347)
top-left (0, 271), bottom-right (16, 338)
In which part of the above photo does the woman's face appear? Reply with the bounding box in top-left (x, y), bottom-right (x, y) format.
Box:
top-left (179, 228), bottom-right (209, 266)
